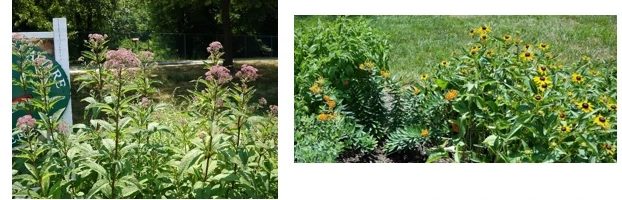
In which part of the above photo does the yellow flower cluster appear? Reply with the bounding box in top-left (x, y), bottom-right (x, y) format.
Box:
top-left (309, 77), bottom-right (325, 94)
top-left (317, 113), bottom-right (335, 121)
top-left (359, 60), bottom-right (375, 71)
top-left (420, 129), bottom-right (430, 137)
top-left (380, 69), bottom-right (390, 78)
top-left (323, 95), bottom-right (336, 110)
top-left (444, 89), bottom-right (459, 101)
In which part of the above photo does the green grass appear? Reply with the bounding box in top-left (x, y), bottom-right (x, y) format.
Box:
top-left (295, 15), bottom-right (616, 79)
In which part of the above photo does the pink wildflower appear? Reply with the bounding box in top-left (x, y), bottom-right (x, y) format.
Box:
top-left (205, 65), bottom-right (232, 84)
top-left (258, 97), bottom-right (267, 106)
top-left (236, 64), bottom-right (259, 82)
top-left (104, 48), bottom-right (141, 70)
top-left (57, 122), bottom-right (69, 134)
top-left (207, 41), bottom-right (223, 53)
top-left (88, 33), bottom-right (108, 43)
top-left (269, 105), bottom-right (278, 116)
top-left (140, 97), bottom-right (150, 107)
top-left (16, 115), bottom-right (36, 131)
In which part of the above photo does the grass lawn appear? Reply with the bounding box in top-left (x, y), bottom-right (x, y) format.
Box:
top-left (295, 15), bottom-right (616, 80)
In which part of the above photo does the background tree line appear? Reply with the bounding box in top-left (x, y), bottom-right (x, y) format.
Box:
top-left (12, 0), bottom-right (278, 64)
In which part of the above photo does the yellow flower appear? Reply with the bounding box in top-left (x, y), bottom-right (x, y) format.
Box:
top-left (524, 44), bottom-right (532, 50)
top-left (608, 103), bottom-right (616, 111)
top-left (537, 65), bottom-right (548, 75)
top-left (593, 115), bottom-right (609, 129)
top-left (323, 95), bottom-right (336, 110)
top-left (420, 129), bottom-right (430, 137)
top-left (534, 95), bottom-right (543, 101)
top-left (576, 100), bottom-right (593, 113)
top-left (533, 75), bottom-right (552, 86)
top-left (309, 83), bottom-right (321, 94)
top-left (519, 51), bottom-right (534, 62)
top-left (444, 89), bottom-right (459, 101)
top-left (503, 35), bottom-right (512, 42)
top-left (315, 77), bottom-right (325, 86)
top-left (480, 34), bottom-right (488, 41)
top-left (581, 55), bottom-right (591, 62)
top-left (412, 86), bottom-right (421, 95)
top-left (477, 25), bottom-right (491, 34)
top-left (571, 73), bottom-right (584, 83)
top-left (317, 113), bottom-right (335, 121)
top-left (559, 125), bottom-right (572, 133)
top-left (440, 60), bottom-right (449, 67)
top-left (558, 111), bottom-right (566, 120)
top-left (485, 50), bottom-right (494, 58)
top-left (380, 69), bottom-right (390, 78)
top-left (359, 60), bottom-right (375, 71)
top-left (420, 73), bottom-right (429, 81)
top-left (538, 42), bottom-right (549, 51)
top-left (469, 29), bottom-right (476, 36)
top-left (538, 82), bottom-right (551, 92)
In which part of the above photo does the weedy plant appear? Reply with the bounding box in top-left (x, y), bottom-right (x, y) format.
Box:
top-left (294, 17), bottom-right (616, 163)
top-left (12, 33), bottom-right (277, 198)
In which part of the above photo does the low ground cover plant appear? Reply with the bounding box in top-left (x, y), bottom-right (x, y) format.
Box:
top-left (12, 34), bottom-right (277, 198)
top-left (294, 16), bottom-right (616, 163)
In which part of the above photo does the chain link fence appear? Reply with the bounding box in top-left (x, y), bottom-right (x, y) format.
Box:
top-left (69, 32), bottom-right (277, 62)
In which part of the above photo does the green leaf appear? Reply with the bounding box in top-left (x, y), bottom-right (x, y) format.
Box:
top-left (102, 139), bottom-right (115, 153)
top-left (86, 179), bottom-right (109, 198)
top-left (435, 79), bottom-right (448, 90)
top-left (84, 160), bottom-right (107, 177)
top-left (178, 149), bottom-right (202, 175)
top-left (483, 135), bottom-right (498, 147)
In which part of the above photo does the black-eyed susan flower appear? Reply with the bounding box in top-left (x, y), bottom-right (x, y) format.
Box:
top-left (558, 111), bottom-right (566, 120)
top-left (469, 29), bottom-right (476, 36)
top-left (485, 50), bottom-right (494, 58)
top-left (538, 82), bottom-right (551, 92)
top-left (534, 95), bottom-right (543, 101)
top-left (538, 42), bottom-right (549, 51)
top-left (576, 100), bottom-right (593, 113)
top-left (537, 65), bottom-right (548, 75)
top-left (519, 51), bottom-right (534, 61)
top-left (445, 89), bottom-right (459, 101)
top-left (421, 129), bottom-right (430, 137)
top-left (559, 125), bottom-right (572, 133)
top-left (478, 25), bottom-right (491, 34)
top-left (420, 73), bottom-right (429, 81)
top-left (441, 60), bottom-right (449, 67)
top-left (593, 115), bottom-right (609, 129)
top-left (524, 44), bottom-right (532, 51)
top-left (533, 75), bottom-right (552, 86)
top-left (503, 35), bottom-right (512, 42)
top-left (480, 34), bottom-right (488, 41)
top-left (608, 103), bottom-right (616, 111)
top-left (380, 69), bottom-right (390, 78)
top-left (571, 73), bottom-right (583, 84)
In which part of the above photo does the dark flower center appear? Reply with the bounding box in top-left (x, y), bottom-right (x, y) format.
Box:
top-left (539, 76), bottom-right (545, 81)
top-left (535, 95), bottom-right (542, 101)
top-left (525, 52), bottom-right (531, 57)
top-left (505, 36), bottom-right (510, 39)
top-left (542, 84), bottom-right (548, 88)
top-left (599, 117), bottom-right (606, 122)
top-left (582, 103), bottom-right (589, 109)
top-left (561, 127), bottom-right (567, 132)
top-left (612, 105), bottom-right (617, 110)
top-left (576, 76), bottom-right (582, 81)
top-left (540, 67), bottom-right (546, 71)
top-left (482, 26), bottom-right (487, 30)
top-left (560, 113), bottom-right (566, 118)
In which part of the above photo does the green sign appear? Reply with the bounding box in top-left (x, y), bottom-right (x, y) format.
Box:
top-left (12, 44), bottom-right (71, 129)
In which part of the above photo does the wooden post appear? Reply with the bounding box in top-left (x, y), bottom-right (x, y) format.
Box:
top-left (52, 18), bottom-right (73, 126)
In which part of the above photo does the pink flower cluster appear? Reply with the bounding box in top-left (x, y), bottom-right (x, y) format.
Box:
top-left (104, 48), bottom-right (141, 69)
top-left (236, 64), bottom-right (259, 82)
top-left (57, 122), bottom-right (69, 134)
top-left (269, 105), bottom-right (278, 116)
top-left (88, 33), bottom-right (108, 43)
top-left (205, 65), bottom-right (232, 84)
top-left (140, 97), bottom-right (150, 107)
top-left (207, 41), bottom-right (223, 53)
top-left (16, 115), bottom-right (36, 131)
top-left (34, 56), bottom-right (51, 68)
top-left (138, 51), bottom-right (155, 62)
top-left (258, 97), bottom-right (267, 106)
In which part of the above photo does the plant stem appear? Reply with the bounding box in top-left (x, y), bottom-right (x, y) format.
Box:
top-left (110, 69), bottom-right (123, 198)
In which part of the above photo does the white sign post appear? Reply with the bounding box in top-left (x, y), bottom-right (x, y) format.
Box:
top-left (18, 18), bottom-right (73, 126)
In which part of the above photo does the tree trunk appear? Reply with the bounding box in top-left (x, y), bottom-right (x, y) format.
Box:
top-left (221, 0), bottom-right (233, 66)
